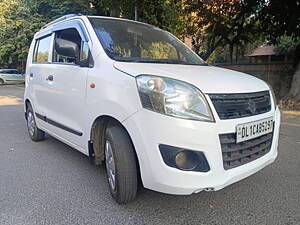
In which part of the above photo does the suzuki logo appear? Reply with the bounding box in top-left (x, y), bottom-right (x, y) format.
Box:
top-left (248, 99), bottom-right (256, 114)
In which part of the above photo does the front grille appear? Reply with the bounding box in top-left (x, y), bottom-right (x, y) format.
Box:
top-left (219, 132), bottom-right (273, 170)
top-left (209, 91), bottom-right (271, 119)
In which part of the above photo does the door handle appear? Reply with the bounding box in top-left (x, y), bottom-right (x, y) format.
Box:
top-left (46, 75), bottom-right (54, 81)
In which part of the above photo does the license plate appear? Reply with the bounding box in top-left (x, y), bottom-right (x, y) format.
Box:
top-left (236, 117), bottom-right (274, 143)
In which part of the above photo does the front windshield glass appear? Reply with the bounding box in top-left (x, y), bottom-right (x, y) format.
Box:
top-left (89, 17), bottom-right (206, 65)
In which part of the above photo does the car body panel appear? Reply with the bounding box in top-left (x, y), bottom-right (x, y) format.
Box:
top-left (113, 62), bottom-right (269, 94)
top-left (122, 106), bottom-right (280, 194)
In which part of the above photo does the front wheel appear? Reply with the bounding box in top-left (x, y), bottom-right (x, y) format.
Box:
top-left (105, 122), bottom-right (138, 204)
top-left (26, 104), bottom-right (45, 142)
top-left (0, 79), bottom-right (4, 85)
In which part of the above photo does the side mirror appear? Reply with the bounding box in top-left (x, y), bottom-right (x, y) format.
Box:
top-left (55, 38), bottom-right (79, 59)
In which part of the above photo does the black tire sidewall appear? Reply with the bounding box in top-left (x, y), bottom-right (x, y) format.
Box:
top-left (26, 104), bottom-right (45, 142)
top-left (105, 124), bottom-right (138, 203)
top-left (26, 106), bottom-right (38, 140)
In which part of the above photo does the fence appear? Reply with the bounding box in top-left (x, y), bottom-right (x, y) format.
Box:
top-left (213, 62), bottom-right (295, 99)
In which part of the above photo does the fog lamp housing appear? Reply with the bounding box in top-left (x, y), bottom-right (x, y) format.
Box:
top-left (159, 144), bottom-right (210, 172)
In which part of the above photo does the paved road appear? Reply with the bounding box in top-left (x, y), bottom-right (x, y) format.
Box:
top-left (0, 85), bottom-right (299, 225)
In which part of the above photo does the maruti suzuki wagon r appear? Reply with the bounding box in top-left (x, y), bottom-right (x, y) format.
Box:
top-left (24, 14), bottom-right (280, 204)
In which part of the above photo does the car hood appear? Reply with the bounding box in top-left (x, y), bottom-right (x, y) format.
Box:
top-left (114, 62), bottom-right (269, 94)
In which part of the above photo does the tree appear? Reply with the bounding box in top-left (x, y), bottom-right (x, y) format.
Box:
top-left (91, 0), bottom-right (184, 37)
top-left (0, 0), bottom-right (44, 68)
top-left (26, 0), bottom-right (97, 21)
top-left (0, 0), bottom-right (96, 69)
top-left (0, 0), bottom-right (185, 69)
top-left (184, 0), bottom-right (261, 62)
top-left (259, 0), bottom-right (300, 101)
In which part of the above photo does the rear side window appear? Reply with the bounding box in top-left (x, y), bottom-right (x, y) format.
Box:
top-left (33, 35), bottom-right (52, 63)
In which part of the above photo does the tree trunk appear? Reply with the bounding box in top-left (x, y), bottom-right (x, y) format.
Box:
top-left (229, 44), bottom-right (234, 64)
top-left (286, 43), bottom-right (300, 101)
top-left (235, 45), bottom-right (238, 64)
top-left (287, 61), bottom-right (300, 101)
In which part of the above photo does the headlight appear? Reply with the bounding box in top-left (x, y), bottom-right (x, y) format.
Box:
top-left (136, 75), bottom-right (214, 122)
top-left (267, 83), bottom-right (277, 107)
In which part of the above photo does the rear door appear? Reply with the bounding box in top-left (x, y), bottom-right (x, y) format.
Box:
top-left (29, 34), bottom-right (54, 118)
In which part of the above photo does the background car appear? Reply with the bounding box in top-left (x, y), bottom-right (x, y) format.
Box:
top-left (0, 69), bottom-right (25, 85)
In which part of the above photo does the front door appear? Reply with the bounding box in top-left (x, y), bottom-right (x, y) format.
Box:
top-left (39, 24), bottom-right (91, 150)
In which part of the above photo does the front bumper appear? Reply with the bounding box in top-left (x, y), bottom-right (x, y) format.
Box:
top-left (123, 107), bottom-right (280, 195)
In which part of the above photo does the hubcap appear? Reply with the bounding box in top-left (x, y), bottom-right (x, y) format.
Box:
top-left (105, 140), bottom-right (116, 190)
top-left (27, 111), bottom-right (36, 137)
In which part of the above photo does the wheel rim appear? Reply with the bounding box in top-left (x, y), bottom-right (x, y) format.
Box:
top-left (27, 111), bottom-right (36, 137)
top-left (105, 140), bottom-right (116, 190)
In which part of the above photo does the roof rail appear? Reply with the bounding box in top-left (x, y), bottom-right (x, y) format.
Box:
top-left (42, 14), bottom-right (83, 29)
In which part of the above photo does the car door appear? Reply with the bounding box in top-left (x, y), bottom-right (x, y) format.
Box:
top-left (39, 21), bottom-right (91, 150)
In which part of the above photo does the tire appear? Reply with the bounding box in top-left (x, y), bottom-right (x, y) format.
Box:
top-left (0, 79), bottom-right (4, 85)
top-left (26, 104), bottom-right (45, 142)
top-left (105, 122), bottom-right (138, 204)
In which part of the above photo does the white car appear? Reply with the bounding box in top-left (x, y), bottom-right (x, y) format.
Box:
top-left (0, 69), bottom-right (25, 85)
top-left (24, 14), bottom-right (280, 204)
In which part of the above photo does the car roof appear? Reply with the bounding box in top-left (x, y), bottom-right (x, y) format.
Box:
top-left (87, 15), bottom-right (156, 28)
top-left (36, 14), bottom-right (155, 37)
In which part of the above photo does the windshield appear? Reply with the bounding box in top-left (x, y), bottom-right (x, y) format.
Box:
top-left (89, 17), bottom-right (206, 65)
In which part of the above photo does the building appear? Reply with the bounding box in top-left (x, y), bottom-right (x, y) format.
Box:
top-left (247, 44), bottom-right (291, 64)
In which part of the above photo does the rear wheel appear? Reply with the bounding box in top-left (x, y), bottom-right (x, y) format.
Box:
top-left (105, 122), bottom-right (138, 204)
top-left (26, 104), bottom-right (45, 142)
top-left (0, 79), bottom-right (4, 85)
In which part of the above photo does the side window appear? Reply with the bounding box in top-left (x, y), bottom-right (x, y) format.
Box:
top-left (53, 28), bottom-right (86, 64)
top-left (33, 35), bottom-right (52, 63)
top-left (11, 70), bottom-right (20, 74)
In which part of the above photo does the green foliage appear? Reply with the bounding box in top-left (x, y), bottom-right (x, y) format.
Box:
top-left (1, 0), bottom-right (298, 71)
top-left (137, 0), bottom-right (184, 38)
top-left (0, 0), bottom-right (44, 67)
top-left (0, 0), bottom-right (97, 68)
top-left (275, 36), bottom-right (300, 55)
top-left (184, 0), bottom-right (262, 61)
top-left (258, 0), bottom-right (300, 100)
top-left (0, 0), bottom-right (185, 68)
top-left (259, 0), bottom-right (300, 43)
top-left (91, 0), bottom-right (185, 38)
